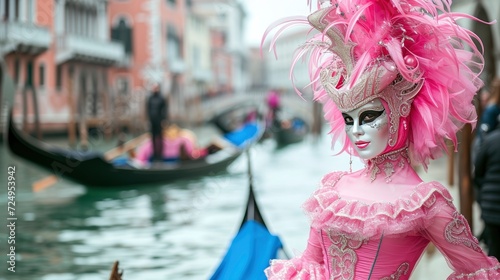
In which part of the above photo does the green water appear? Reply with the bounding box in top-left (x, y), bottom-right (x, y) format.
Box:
top-left (0, 130), bottom-right (355, 280)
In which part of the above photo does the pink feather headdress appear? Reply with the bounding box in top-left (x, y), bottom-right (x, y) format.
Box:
top-left (263, 0), bottom-right (486, 168)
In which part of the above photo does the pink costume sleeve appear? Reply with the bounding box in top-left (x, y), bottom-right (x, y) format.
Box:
top-left (265, 227), bottom-right (326, 279)
top-left (420, 195), bottom-right (500, 279)
top-left (136, 141), bottom-right (152, 163)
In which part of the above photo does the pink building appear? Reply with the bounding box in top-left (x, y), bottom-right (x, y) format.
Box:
top-left (1, 0), bottom-right (248, 143)
top-left (2, 0), bottom-right (125, 148)
top-left (108, 0), bottom-right (187, 123)
top-left (1, 0), bottom-right (53, 137)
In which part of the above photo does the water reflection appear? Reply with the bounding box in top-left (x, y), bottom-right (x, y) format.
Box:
top-left (0, 131), bottom-right (359, 280)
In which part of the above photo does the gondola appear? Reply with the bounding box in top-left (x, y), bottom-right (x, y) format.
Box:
top-left (274, 116), bottom-right (308, 147)
top-left (7, 108), bottom-right (263, 187)
top-left (104, 151), bottom-right (284, 279)
top-left (209, 151), bottom-right (284, 280)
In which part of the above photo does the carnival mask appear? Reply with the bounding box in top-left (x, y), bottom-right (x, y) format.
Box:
top-left (343, 98), bottom-right (389, 160)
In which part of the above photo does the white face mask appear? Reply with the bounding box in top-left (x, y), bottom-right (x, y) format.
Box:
top-left (342, 98), bottom-right (389, 160)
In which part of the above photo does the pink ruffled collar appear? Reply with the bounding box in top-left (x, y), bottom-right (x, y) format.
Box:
top-left (303, 171), bottom-right (454, 238)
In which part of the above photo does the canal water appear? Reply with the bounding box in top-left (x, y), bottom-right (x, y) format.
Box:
top-left (0, 129), bottom-right (363, 280)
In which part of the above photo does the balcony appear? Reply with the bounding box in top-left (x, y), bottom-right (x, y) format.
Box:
top-left (116, 54), bottom-right (132, 68)
top-left (169, 57), bottom-right (186, 74)
top-left (0, 21), bottom-right (51, 55)
top-left (56, 35), bottom-right (125, 65)
top-left (193, 68), bottom-right (212, 82)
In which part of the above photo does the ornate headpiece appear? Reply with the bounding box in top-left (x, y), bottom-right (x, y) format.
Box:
top-left (263, 0), bottom-right (485, 168)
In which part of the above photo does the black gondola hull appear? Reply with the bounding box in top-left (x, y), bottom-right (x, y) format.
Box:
top-left (7, 110), bottom-right (257, 187)
top-left (273, 117), bottom-right (308, 147)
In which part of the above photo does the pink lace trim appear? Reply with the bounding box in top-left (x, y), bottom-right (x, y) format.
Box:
top-left (265, 257), bottom-right (327, 280)
top-left (303, 171), bottom-right (454, 237)
top-left (448, 262), bottom-right (500, 279)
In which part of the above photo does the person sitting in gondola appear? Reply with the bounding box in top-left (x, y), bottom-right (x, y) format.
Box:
top-left (136, 123), bottom-right (202, 164)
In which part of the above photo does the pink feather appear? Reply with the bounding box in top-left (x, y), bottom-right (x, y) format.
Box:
top-left (262, 0), bottom-right (487, 168)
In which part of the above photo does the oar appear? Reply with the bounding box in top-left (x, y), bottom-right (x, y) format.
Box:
top-left (32, 175), bottom-right (59, 192)
top-left (103, 133), bottom-right (149, 161)
top-left (31, 133), bottom-right (149, 192)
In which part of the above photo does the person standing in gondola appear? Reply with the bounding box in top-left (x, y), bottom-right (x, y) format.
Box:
top-left (266, 89), bottom-right (282, 131)
top-left (263, 0), bottom-right (500, 279)
top-left (146, 83), bottom-right (168, 162)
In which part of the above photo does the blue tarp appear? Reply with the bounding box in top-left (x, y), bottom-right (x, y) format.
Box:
top-left (210, 220), bottom-right (283, 280)
top-left (223, 123), bottom-right (259, 148)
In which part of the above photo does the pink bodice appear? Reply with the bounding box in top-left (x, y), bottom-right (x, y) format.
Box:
top-left (314, 229), bottom-right (428, 279)
top-left (266, 156), bottom-right (500, 279)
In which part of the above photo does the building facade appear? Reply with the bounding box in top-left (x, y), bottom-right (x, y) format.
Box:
top-left (184, 7), bottom-right (212, 124)
top-left (1, 0), bottom-right (125, 148)
top-left (262, 26), bottom-right (311, 96)
top-left (108, 0), bottom-right (187, 126)
top-left (1, 0), bottom-right (251, 141)
top-left (1, 0), bottom-right (52, 138)
top-left (55, 0), bottom-right (125, 147)
top-left (191, 0), bottom-right (247, 96)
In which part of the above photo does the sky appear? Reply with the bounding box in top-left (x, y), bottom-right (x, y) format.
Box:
top-left (243, 0), bottom-right (311, 47)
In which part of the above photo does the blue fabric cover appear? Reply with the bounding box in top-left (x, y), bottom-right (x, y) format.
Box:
top-left (223, 123), bottom-right (259, 147)
top-left (210, 220), bottom-right (283, 280)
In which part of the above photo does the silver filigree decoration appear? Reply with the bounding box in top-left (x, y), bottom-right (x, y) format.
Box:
top-left (366, 147), bottom-right (410, 182)
top-left (380, 262), bottom-right (410, 280)
top-left (383, 162), bottom-right (395, 182)
top-left (370, 165), bottom-right (381, 182)
top-left (327, 230), bottom-right (366, 280)
top-left (444, 211), bottom-right (482, 252)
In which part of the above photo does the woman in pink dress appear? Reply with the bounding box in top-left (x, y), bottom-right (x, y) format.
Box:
top-left (263, 0), bottom-right (500, 279)
top-left (136, 124), bottom-right (201, 164)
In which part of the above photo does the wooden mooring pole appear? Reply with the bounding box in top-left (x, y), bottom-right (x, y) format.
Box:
top-left (458, 124), bottom-right (474, 228)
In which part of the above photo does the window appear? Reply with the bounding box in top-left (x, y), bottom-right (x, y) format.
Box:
top-left (167, 0), bottom-right (176, 7)
top-left (193, 46), bottom-right (200, 69)
top-left (39, 64), bottom-right (45, 86)
top-left (167, 24), bottom-right (181, 59)
top-left (26, 60), bottom-right (33, 86)
top-left (27, 0), bottom-right (33, 22)
top-left (56, 65), bottom-right (62, 89)
top-left (3, 0), bottom-right (8, 20)
top-left (116, 77), bottom-right (129, 95)
top-left (14, 0), bottom-right (19, 20)
top-left (111, 17), bottom-right (133, 55)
